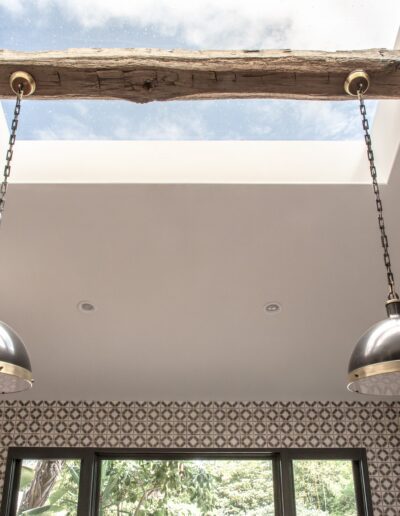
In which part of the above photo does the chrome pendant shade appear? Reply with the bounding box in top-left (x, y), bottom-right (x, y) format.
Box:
top-left (348, 300), bottom-right (400, 396)
top-left (346, 70), bottom-right (400, 396)
top-left (0, 321), bottom-right (33, 393)
top-left (0, 72), bottom-right (36, 394)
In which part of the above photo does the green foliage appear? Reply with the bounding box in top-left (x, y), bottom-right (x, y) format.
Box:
top-left (99, 460), bottom-right (215, 515)
top-left (46, 460), bottom-right (80, 512)
top-left (203, 460), bottom-right (275, 515)
top-left (293, 460), bottom-right (357, 516)
top-left (19, 465), bottom-right (35, 491)
top-left (18, 460), bottom-right (80, 516)
top-left (20, 507), bottom-right (53, 515)
top-left (17, 457), bottom-right (358, 515)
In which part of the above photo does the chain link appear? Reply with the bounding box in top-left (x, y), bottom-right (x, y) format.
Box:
top-left (358, 88), bottom-right (398, 300)
top-left (1, 85), bottom-right (23, 224)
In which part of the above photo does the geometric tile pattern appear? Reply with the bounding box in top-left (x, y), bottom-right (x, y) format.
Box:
top-left (0, 400), bottom-right (399, 515)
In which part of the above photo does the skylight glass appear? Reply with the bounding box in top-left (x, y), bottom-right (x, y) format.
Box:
top-left (0, 99), bottom-right (378, 141)
top-left (1, 0), bottom-right (399, 141)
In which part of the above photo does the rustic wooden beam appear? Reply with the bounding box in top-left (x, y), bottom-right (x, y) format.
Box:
top-left (0, 48), bottom-right (399, 102)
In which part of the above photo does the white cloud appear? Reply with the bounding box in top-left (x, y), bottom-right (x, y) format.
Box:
top-left (34, 114), bottom-right (99, 139)
top-left (32, 104), bottom-right (210, 140)
top-left (1, 0), bottom-right (399, 50)
top-left (114, 114), bottom-right (209, 140)
top-left (0, 0), bottom-right (23, 13)
top-left (248, 100), bottom-right (377, 140)
top-left (112, 111), bottom-right (209, 140)
top-left (30, 99), bottom-right (371, 141)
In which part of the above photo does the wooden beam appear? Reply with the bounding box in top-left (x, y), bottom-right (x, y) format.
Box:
top-left (0, 48), bottom-right (399, 102)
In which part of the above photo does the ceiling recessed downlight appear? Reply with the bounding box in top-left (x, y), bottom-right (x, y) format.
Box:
top-left (77, 301), bottom-right (96, 313)
top-left (264, 302), bottom-right (281, 314)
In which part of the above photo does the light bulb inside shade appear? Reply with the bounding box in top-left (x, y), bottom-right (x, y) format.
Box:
top-left (348, 371), bottom-right (400, 396)
top-left (0, 321), bottom-right (33, 394)
top-left (0, 372), bottom-right (32, 393)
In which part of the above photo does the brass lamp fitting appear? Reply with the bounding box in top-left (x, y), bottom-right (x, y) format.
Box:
top-left (9, 71), bottom-right (36, 96)
top-left (344, 70), bottom-right (370, 96)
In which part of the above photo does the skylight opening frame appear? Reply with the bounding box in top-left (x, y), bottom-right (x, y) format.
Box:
top-left (1, 32), bottom-right (399, 185)
top-left (1, 97), bottom-right (399, 184)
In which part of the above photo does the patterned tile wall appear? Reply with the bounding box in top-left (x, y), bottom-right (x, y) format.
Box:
top-left (0, 400), bottom-right (399, 514)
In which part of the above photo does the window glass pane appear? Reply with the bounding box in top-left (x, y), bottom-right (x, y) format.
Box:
top-left (293, 460), bottom-right (357, 516)
top-left (17, 459), bottom-right (80, 515)
top-left (99, 459), bottom-right (275, 515)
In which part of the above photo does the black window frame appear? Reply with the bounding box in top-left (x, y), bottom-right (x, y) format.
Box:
top-left (0, 447), bottom-right (373, 516)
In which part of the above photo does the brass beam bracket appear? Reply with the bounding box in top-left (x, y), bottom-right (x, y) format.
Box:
top-left (9, 71), bottom-right (36, 96)
top-left (344, 69), bottom-right (370, 96)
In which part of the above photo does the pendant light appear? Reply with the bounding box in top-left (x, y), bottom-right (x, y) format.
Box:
top-left (345, 70), bottom-right (400, 396)
top-left (0, 71), bottom-right (36, 394)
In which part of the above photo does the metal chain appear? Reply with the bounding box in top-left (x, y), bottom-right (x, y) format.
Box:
top-left (0, 84), bottom-right (23, 223)
top-left (358, 88), bottom-right (399, 300)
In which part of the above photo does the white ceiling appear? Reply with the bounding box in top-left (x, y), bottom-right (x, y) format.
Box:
top-left (1, 27), bottom-right (399, 401)
top-left (1, 155), bottom-right (400, 400)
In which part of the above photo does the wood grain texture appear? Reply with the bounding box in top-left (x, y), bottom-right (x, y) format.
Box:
top-left (0, 48), bottom-right (399, 102)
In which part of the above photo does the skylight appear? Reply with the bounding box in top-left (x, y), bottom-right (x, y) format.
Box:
top-left (0, 99), bottom-right (378, 141)
top-left (1, 0), bottom-right (398, 142)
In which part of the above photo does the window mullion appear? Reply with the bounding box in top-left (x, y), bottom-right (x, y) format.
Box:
top-left (279, 450), bottom-right (296, 516)
top-left (77, 449), bottom-right (97, 516)
top-left (352, 453), bottom-right (374, 516)
top-left (0, 457), bottom-right (21, 516)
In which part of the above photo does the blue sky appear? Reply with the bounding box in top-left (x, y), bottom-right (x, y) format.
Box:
top-left (1, 1), bottom-right (399, 141)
